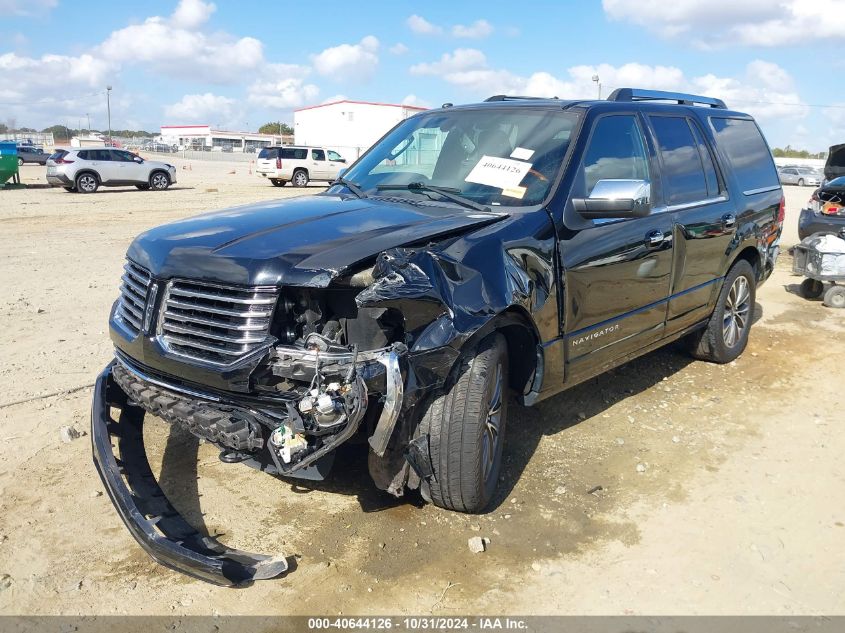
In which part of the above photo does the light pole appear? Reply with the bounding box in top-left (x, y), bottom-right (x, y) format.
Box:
top-left (592, 75), bottom-right (601, 100)
top-left (86, 113), bottom-right (90, 132)
top-left (106, 85), bottom-right (112, 147)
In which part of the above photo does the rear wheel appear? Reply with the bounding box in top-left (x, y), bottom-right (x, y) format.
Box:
top-left (292, 169), bottom-right (309, 187)
top-left (75, 172), bottom-right (99, 193)
top-left (270, 179), bottom-right (286, 187)
top-left (422, 333), bottom-right (509, 513)
top-left (797, 178), bottom-right (805, 187)
top-left (823, 285), bottom-right (845, 309)
top-left (17, 157), bottom-right (24, 166)
top-left (687, 259), bottom-right (756, 363)
top-left (149, 171), bottom-right (170, 191)
top-left (799, 278), bottom-right (825, 299)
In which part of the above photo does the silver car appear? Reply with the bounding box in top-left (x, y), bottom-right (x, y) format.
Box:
top-left (778, 165), bottom-right (822, 187)
top-left (46, 147), bottom-right (177, 193)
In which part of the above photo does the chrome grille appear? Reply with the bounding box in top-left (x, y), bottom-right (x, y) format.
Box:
top-left (116, 261), bottom-right (152, 336)
top-left (159, 279), bottom-right (278, 365)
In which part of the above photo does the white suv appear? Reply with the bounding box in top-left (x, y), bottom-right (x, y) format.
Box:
top-left (46, 148), bottom-right (177, 193)
top-left (256, 146), bottom-right (346, 187)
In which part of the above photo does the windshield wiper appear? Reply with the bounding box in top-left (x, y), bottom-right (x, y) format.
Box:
top-left (377, 182), bottom-right (490, 213)
top-left (333, 176), bottom-right (367, 199)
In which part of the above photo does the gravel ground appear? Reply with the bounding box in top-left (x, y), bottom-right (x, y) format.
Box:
top-left (0, 162), bottom-right (842, 615)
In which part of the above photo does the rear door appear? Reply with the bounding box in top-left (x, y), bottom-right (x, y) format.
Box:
top-left (310, 149), bottom-right (329, 179)
top-left (82, 149), bottom-right (114, 182)
top-left (645, 114), bottom-right (736, 334)
top-left (560, 113), bottom-right (674, 383)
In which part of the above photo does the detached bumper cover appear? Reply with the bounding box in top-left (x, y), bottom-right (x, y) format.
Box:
top-left (91, 363), bottom-right (289, 586)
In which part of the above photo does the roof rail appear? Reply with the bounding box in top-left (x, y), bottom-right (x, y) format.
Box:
top-left (484, 95), bottom-right (559, 102)
top-left (607, 88), bottom-right (726, 109)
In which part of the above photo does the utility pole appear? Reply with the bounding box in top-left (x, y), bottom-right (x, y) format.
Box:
top-left (592, 75), bottom-right (602, 100)
top-left (86, 113), bottom-right (91, 132)
top-left (106, 86), bottom-right (112, 147)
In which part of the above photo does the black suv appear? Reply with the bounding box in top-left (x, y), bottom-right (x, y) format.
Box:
top-left (92, 89), bottom-right (783, 585)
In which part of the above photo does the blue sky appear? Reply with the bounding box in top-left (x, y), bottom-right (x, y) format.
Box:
top-left (2, 0), bottom-right (844, 150)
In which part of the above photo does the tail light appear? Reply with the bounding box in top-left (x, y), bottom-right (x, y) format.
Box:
top-left (276, 157), bottom-right (282, 169)
top-left (809, 192), bottom-right (821, 213)
top-left (54, 158), bottom-right (74, 164)
top-left (777, 195), bottom-right (785, 224)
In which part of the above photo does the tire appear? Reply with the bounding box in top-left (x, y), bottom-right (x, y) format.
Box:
top-left (687, 259), bottom-right (756, 363)
top-left (17, 157), bottom-right (24, 166)
top-left (823, 285), bottom-right (845, 309)
top-left (422, 333), bottom-right (509, 513)
top-left (135, 184), bottom-right (150, 190)
top-left (149, 171), bottom-right (171, 191)
top-left (270, 179), bottom-right (287, 187)
top-left (75, 172), bottom-right (99, 193)
top-left (62, 186), bottom-right (76, 192)
top-left (292, 169), bottom-right (309, 187)
top-left (799, 278), bottom-right (825, 299)
top-left (797, 178), bottom-right (805, 187)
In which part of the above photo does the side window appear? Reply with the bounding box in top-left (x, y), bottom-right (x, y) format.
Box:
top-left (77, 150), bottom-right (90, 160)
top-left (580, 115), bottom-right (649, 196)
top-left (293, 148), bottom-right (308, 159)
top-left (312, 149), bottom-right (326, 161)
top-left (328, 150), bottom-right (343, 162)
top-left (112, 150), bottom-right (132, 162)
top-left (710, 117), bottom-right (779, 193)
top-left (649, 115), bottom-right (708, 205)
top-left (688, 120), bottom-right (721, 197)
top-left (93, 149), bottom-right (111, 161)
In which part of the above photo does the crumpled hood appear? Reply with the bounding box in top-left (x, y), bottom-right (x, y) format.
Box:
top-left (127, 194), bottom-right (505, 287)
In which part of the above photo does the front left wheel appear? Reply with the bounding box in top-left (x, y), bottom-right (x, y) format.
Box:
top-left (422, 333), bottom-right (509, 513)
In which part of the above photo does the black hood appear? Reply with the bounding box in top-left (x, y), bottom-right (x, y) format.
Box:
top-left (826, 144), bottom-right (845, 181)
top-left (127, 194), bottom-right (505, 287)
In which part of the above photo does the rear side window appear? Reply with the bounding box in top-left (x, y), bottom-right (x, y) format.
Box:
top-left (649, 116), bottom-right (707, 205)
top-left (281, 148), bottom-right (308, 159)
top-left (258, 147), bottom-right (278, 159)
top-left (709, 117), bottom-right (779, 193)
top-left (49, 150), bottom-right (68, 161)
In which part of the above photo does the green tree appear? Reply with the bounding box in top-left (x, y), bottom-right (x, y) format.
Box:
top-left (259, 122), bottom-right (293, 135)
top-left (0, 123), bottom-right (7, 134)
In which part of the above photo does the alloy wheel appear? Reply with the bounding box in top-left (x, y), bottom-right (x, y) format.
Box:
top-left (151, 173), bottom-right (169, 190)
top-left (78, 175), bottom-right (97, 192)
top-left (722, 275), bottom-right (751, 348)
top-left (480, 361), bottom-right (503, 483)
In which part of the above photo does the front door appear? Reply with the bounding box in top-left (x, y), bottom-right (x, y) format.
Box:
top-left (311, 149), bottom-right (329, 179)
top-left (559, 114), bottom-right (674, 384)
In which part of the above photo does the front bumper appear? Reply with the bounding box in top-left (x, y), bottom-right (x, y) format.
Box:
top-left (91, 363), bottom-right (289, 586)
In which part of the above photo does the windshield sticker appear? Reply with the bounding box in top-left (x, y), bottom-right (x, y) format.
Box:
top-left (510, 147), bottom-right (535, 161)
top-left (465, 155), bottom-right (532, 190)
top-left (501, 185), bottom-right (527, 200)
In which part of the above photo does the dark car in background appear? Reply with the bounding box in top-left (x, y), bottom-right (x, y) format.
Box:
top-left (16, 145), bottom-right (48, 165)
top-left (798, 176), bottom-right (845, 239)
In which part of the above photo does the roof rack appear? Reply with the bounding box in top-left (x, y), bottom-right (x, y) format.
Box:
top-left (607, 88), bottom-right (726, 109)
top-left (484, 95), bottom-right (559, 102)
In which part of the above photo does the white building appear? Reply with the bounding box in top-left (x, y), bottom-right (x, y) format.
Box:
top-left (294, 100), bottom-right (427, 159)
top-left (158, 125), bottom-right (289, 152)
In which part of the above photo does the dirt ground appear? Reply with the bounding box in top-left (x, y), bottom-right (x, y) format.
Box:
top-left (0, 161), bottom-right (843, 615)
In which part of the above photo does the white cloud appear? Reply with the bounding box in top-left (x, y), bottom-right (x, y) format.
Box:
top-left (389, 42), bottom-right (409, 55)
top-left (164, 93), bottom-right (236, 124)
top-left (402, 94), bottom-right (430, 108)
top-left (410, 48), bottom-right (488, 75)
top-left (0, 0), bottom-right (56, 16)
top-left (247, 64), bottom-right (319, 109)
top-left (452, 19), bottom-right (493, 39)
top-left (407, 14), bottom-right (443, 35)
top-left (170, 0), bottom-right (216, 29)
top-left (97, 1), bottom-right (263, 83)
top-left (312, 36), bottom-right (379, 81)
top-left (0, 52), bottom-right (113, 102)
top-left (602, 0), bottom-right (845, 47)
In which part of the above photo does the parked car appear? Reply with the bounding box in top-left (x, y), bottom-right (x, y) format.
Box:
top-left (92, 88), bottom-right (783, 585)
top-left (824, 143), bottom-right (845, 184)
top-left (46, 148), bottom-right (177, 193)
top-left (16, 145), bottom-right (48, 165)
top-left (798, 176), bottom-right (845, 239)
top-left (256, 145), bottom-right (347, 187)
top-left (778, 165), bottom-right (822, 187)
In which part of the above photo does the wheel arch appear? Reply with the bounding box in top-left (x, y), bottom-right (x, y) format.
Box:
top-left (75, 169), bottom-right (100, 182)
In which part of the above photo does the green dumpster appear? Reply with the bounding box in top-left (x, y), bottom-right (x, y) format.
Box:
top-left (0, 141), bottom-right (20, 187)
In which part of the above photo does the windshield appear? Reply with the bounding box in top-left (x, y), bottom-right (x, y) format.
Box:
top-left (336, 108), bottom-right (580, 207)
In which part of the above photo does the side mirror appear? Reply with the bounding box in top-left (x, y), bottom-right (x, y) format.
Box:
top-left (133, 156), bottom-right (144, 163)
top-left (572, 179), bottom-right (651, 219)
top-left (337, 158), bottom-right (347, 163)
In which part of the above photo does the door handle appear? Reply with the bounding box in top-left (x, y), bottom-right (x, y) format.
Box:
top-left (645, 230), bottom-right (665, 247)
top-left (722, 213), bottom-right (737, 228)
